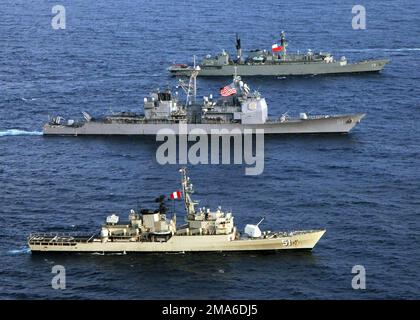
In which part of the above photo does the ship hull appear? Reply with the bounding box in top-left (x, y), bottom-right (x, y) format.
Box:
top-left (169, 59), bottom-right (389, 77)
top-left (43, 114), bottom-right (365, 136)
top-left (29, 230), bottom-right (325, 253)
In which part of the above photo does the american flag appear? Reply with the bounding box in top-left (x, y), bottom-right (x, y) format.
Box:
top-left (220, 83), bottom-right (237, 97)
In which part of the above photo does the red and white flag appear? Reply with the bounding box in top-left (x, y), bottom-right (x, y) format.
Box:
top-left (220, 84), bottom-right (237, 97)
top-left (170, 191), bottom-right (182, 200)
top-left (271, 44), bottom-right (283, 52)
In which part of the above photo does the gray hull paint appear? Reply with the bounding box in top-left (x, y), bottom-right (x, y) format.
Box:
top-left (43, 114), bottom-right (365, 136)
top-left (170, 60), bottom-right (389, 77)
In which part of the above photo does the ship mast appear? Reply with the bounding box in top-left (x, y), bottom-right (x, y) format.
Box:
top-left (181, 56), bottom-right (201, 107)
top-left (179, 168), bottom-right (196, 219)
top-left (192, 55), bottom-right (197, 103)
top-left (280, 31), bottom-right (287, 59)
top-left (235, 33), bottom-right (242, 61)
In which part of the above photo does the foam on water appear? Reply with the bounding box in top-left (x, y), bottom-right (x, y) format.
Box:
top-left (0, 129), bottom-right (43, 137)
top-left (7, 247), bottom-right (31, 255)
top-left (340, 48), bottom-right (420, 53)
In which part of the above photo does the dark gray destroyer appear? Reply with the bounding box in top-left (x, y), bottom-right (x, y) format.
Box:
top-left (168, 31), bottom-right (389, 77)
top-left (44, 69), bottom-right (365, 135)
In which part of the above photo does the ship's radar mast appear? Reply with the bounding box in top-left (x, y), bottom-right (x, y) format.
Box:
top-left (280, 31), bottom-right (287, 58)
top-left (178, 56), bottom-right (200, 106)
top-left (179, 168), bottom-right (197, 218)
top-left (235, 33), bottom-right (242, 61)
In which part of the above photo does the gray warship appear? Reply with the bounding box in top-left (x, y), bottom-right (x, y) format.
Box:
top-left (28, 168), bottom-right (325, 253)
top-left (44, 69), bottom-right (365, 135)
top-left (168, 31), bottom-right (389, 77)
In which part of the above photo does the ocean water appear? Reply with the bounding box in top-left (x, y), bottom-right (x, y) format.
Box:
top-left (0, 0), bottom-right (419, 299)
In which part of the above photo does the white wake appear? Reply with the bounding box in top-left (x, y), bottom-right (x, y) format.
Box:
top-left (0, 129), bottom-right (43, 137)
top-left (7, 247), bottom-right (31, 255)
top-left (340, 48), bottom-right (420, 53)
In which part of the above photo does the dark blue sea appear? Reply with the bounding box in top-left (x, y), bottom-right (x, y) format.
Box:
top-left (1, 0), bottom-right (419, 299)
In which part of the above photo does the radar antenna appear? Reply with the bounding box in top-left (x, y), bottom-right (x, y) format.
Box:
top-left (280, 31), bottom-right (288, 58)
top-left (179, 167), bottom-right (197, 219)
top-left (177, 56), bottom-right (200, 107)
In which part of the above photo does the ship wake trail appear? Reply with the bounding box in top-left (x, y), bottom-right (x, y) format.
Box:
top-left (8, 247), bottom-right (31, 255)
top-left (340, 48), bottom-right (420, 53)
top-left (0, 129), bottom-right (43, 137)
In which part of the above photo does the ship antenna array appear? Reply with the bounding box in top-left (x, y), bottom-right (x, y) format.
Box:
top-left (280, 31), bottom-right (287, 58)
top-left (179, 167), bottom-right (195, 217)
top-left (177, 56), bottom-right (200, 108)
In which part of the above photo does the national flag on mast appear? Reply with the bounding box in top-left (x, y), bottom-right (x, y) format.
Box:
top-left (271, 43), bottom-right (283, 52)
top-left (220, 83), bottom-right (237, 97)
top-left (170, 191), bottom-right (182, 200)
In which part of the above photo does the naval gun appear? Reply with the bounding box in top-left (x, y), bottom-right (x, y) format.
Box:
top-left (244, 218), bottom-right (265, 238)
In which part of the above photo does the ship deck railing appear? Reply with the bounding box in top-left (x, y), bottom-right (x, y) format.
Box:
top-left (28, 232), bottom-right (98, 245)
top-left (265, 114), bottom-right (333, 123)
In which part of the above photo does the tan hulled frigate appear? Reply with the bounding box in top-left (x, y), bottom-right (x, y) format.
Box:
top-left (28, 168), bottom-right (325, 253)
